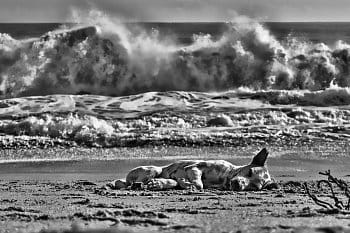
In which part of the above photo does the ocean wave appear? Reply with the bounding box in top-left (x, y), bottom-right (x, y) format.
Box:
top-left (0, 89), bottom-right (349, 147)
top-left (1, 87), bottom-right (350, 121)
top-left (2, 11), bottom-right (350, 98)
top-left (236, 84), bottom-right (350, 106)
top-left (0, 106), bottom-right (349, 147)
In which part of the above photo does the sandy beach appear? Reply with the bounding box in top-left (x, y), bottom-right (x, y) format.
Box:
top-left (1, 144), bottom-right (350, 233)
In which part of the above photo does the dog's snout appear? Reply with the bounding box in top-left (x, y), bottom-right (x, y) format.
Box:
top-left (230, 179), bottom-right (240, 191)
top-left (230, 176), bottom-right (270, 191)
top-left (229, 177), bottom-right (248, 191)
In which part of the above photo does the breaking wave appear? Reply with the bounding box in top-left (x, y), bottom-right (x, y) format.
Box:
top-left (1, 93), bottom-right (350, 147)
top-left (2, 10), bottom-right (350, 98)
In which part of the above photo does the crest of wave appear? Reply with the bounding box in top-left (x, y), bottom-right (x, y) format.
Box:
top-left (181, 16), bottom-right (350, 91)
top-left (0, 114), bottom-right (115, 146)
top-left (2, 10), bottom-right (350, 97)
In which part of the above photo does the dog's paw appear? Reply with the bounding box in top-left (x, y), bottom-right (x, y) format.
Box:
top-left (147, 179), bottom-right (165, 191)
top-left (131, 182), bottom-right (145, 190)
top-left (147, 178), bottom-right (177, 191)
top-left (105, 179), bottom-right (127, 190)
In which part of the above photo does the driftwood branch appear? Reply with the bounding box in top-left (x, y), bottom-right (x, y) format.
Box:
top-left (304, 182), bottom-right (335, 210)
top-left (304, 170), bottom-right (350, 213)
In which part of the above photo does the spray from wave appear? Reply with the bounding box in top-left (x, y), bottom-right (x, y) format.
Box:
top-left (1, 10), bottom-right (350, 98)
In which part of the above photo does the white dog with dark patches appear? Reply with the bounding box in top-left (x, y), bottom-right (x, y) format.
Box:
top-left (108, 148), bottom-right (278, 191)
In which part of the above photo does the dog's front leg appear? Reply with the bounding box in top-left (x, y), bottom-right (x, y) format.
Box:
top-left (146, 178), bottom-right (178, 191)
top-left (177, 178), bottom-right (201, 190)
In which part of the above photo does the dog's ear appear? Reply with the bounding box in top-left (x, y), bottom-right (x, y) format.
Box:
top-left (251, 148), bottom-right (269, 166)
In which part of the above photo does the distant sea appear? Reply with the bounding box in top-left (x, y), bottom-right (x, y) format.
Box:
top-left (2, 22), bottom-right (350, 44)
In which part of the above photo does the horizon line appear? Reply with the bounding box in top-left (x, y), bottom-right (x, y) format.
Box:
top-left (2, 20), bottom-right (350, 24)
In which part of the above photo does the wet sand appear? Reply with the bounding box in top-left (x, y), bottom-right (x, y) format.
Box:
top-left (1, 145), bottom-right (350, 233)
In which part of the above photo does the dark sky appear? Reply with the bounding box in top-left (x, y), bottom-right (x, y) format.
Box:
top-left (0, 0), bottom-right (349, 22)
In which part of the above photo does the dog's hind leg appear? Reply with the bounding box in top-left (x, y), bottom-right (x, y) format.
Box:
top-left (126, 166), bottom-right (163, 186)
top-left (183, 166), bottom-right (204, 190)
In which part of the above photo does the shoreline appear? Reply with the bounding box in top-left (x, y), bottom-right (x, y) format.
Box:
top-left (0, 139), bottom-right (349, 169)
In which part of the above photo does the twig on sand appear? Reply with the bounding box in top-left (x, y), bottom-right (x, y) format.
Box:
top-left (304, 170), bottom-right (350, 214)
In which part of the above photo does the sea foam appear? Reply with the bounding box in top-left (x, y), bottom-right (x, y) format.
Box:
top-left (2, 10), bottom-right (350, 98)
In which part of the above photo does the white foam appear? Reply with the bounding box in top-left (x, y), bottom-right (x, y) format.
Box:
top-left (2, 10), bottom-right (350, 97)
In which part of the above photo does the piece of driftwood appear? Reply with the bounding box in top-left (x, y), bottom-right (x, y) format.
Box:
top-left (304, 170), bottom-right (350, 214)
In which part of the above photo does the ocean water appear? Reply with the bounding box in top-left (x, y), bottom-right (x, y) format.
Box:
top-left (3, 19), bottom-right (350, 96)
top-left (3, 22), bottom-right (350, 44)
top-left (2, 19), bottom-right (350, 97)
top-left (1, 11), bottom-right (350, 153)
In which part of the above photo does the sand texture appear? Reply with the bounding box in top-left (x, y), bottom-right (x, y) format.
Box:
top-left (1, 179), bottom-right (350, 233)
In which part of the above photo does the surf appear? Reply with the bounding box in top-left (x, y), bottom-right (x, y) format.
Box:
top-left (1, 10), bottom-right (350, 99)
top-left (1, 10), bottom-right (350, 150)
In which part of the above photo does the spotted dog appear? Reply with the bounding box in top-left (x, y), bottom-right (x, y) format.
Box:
top-left (108, 148), bottom-right (278, 191)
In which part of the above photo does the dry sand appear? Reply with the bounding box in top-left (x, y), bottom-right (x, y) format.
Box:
top-left (1, 145), bottom-right (350, 233)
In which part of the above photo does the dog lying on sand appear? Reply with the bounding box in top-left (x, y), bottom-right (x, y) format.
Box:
top-left (108, 148), bottom-right (278, 191)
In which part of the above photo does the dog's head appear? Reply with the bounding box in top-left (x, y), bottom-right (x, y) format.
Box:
top-left (226, 148), bottom-right (278, 191)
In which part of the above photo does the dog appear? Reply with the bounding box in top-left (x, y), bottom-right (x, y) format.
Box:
top-left (108, 148), bottom-right (278, 191)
